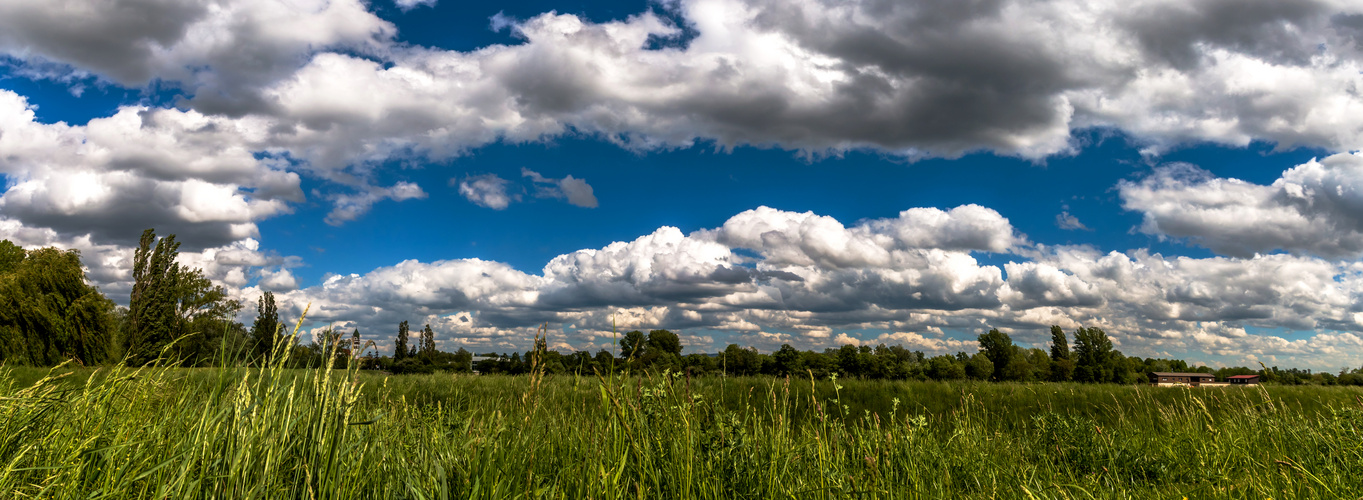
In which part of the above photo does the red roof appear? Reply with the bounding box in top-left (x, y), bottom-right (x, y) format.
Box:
top-left (1228, 375), bottom-right (1259, 379)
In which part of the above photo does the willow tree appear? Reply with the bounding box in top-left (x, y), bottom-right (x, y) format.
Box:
top-left (0, 243), bottom-right (117, 366)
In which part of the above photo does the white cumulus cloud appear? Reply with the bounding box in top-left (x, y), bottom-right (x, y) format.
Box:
top-left (1121, 152), bottom-right (1363, 258)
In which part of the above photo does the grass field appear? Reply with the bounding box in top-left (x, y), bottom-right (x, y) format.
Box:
top-left (2, 357), bottom-right (1361, 499)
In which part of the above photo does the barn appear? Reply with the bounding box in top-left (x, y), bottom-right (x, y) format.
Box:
top-left (1149, 372), bottom-right (1218, 386)
top-left (1227, 374), bottom-right (1260, 385)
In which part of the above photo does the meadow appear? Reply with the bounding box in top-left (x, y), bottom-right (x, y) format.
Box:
top-left (2, 349), bottom-right (1361, 500)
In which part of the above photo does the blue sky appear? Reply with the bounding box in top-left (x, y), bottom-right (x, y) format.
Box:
top-left (2, 0), bottom-right (1363, 370)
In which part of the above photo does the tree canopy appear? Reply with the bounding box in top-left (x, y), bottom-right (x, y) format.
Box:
top-left (0, 244), bottom-right (117, 366)
top-left (125, 229), bottom-right (241, 366)
top-left (977, 328), bottom-right (1015, 381)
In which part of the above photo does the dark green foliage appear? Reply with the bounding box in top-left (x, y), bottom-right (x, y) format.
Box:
top-left (1049, 325), bottom-right (1070, 360)
top-left (168, 267), bottom-right (242, 365)
top-left (0, 245), bottom-right (116, 365)
top-left (453, 347), bottom-right (472, 371)
top-left (394, 320), bottom-right (410, 362)
top-left (0, 239), bottom-right (23, 274)
top-left (928, 354), bottom-right (966, 380)
top-left (1022, 347), bottom-right (1051, 381)
top-left (721, 343), bottom-right (761, 376)
top-left (964, 352), bottom-right (994, 380)
top-left (646, 329), bottom-right (681, 356)
top-left (421, 323), bottom-right (435, 360)
top-left (977, 328), bottom-right (1014, 380)
top-left (619, 330), bottom-right (646, 358)
top-left (1049, 325), bottom-right (1075, 381)
top-left (1073, 326), bottom-right (1129, 383)
top-left (127, 229), bottom-right (180, 365)
top-left (250, 292), bottom-right (280, 361)
top-left (124, 229), bottom-right (242, 366)
top-left (773, 344), bottom-right (804, 375)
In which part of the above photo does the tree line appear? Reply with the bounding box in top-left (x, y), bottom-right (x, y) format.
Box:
top-left (3, 230), bottom-right (1362, 386)
top-left (3, 229), bottom-right (333, 368)
top-left (0, 230), bottom-right (247, 366)
top-left (463, 326), bottom-right (1363, 386)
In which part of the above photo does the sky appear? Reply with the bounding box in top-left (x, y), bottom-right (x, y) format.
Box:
top-left (2, 0), bottom-right (1363, 370)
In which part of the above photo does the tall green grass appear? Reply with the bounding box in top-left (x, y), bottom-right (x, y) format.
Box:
top-left (2, 346), bottom-right (1361, 498)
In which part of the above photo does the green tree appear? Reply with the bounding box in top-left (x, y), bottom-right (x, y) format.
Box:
top-left (619, 330), bottom-right (647, 359)
top-left (454, 347), bottom-right (473, 372)
top-left (0, 245), bottom-right (117, 366)
top-left (927, 355), bottom-right (966, 380)
top-left (394, 321), bottom-right (410, 362)
top-left (1049, 325), bottom-right (1070, 360)
top-left (1024, 347), bottom-right (1052, 381)
top-left (421, 323), bottom-right (436, 361)
top-left (721, 344), bottom-right (760, 376)
top-left (1001, 352), bottom-right (1033, 381)
top-left (773, 344), bottom-right (804, 376)
top-left (964, 352), bottom-right (994, 380)
top-left (1049, 325), bottom-right (1075, 381)
top-left (1073, 326), bottom-right (1117, 383)
top-left (126, 229), bottom-right (181, 365)
top-left (977, 328), bottom-right (1015, 380)
top-left (646, 329), bottom-right (682, 356)
top-left (250, 292), bottom-right (280, 361)
top-left (124, 229), bottom-right (241, 366)
top-left (835, 344), bottom-right (866, 378)
top-left (0, 239), bottom-right (23, 274)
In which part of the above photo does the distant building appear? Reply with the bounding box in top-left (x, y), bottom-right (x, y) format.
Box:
top-left (470, 355), bottom-right (498, 374)
top-left (1149, 372), bottom-right (1219, 386)
top-left (1227, 374), bottom-right (1260, 385)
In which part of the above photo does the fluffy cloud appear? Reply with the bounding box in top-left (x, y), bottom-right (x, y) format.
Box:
top-left (0, 0), bottom-right (394, 113)
top-left (325, 181), bottom-right (427, 225)
top-left (456, 174), bottom-right (515, 210)
top-left (166, 0), bottom-right (1363, 167)
top-left (4, 0), bottom-right (1350, 175)
top-left (1121, 152), bottom-right (1363, 258)
top-left (0, 90), bottom-right (299, 250)
top-left (710, 205), bottom-right (1020, 268)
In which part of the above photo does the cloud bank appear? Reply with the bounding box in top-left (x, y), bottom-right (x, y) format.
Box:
top-left (250, 204), bottom-right (1363, 370)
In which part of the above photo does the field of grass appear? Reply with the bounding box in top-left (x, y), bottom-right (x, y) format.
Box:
top-left (2, 357), bottom-right (1361, 499)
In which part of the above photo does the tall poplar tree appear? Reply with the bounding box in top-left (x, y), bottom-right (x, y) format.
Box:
top-left (421, 324), bottom-right (435, 359)
top-left (125, 228), bottom-right (242, 366)
top-left (1049, 325), bottom-right (1075, 381)
top-left (394, 320), bottom-right (410, 362)
top-left (127, 229), bottom-right (181, 365)
top-left (250, 292), bottom-right (280, 360)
